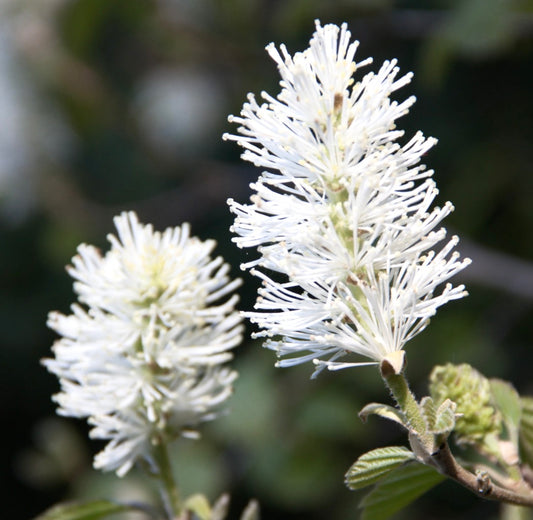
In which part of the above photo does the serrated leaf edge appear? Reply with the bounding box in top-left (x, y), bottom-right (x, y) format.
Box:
top-left (345, 446), bottom-right (415, 490)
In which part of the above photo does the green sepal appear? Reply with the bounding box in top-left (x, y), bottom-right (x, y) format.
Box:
top-left (359, 403), bottom-right (408, 428)
top-left (210, 494), bottom-right (230, 520)
top-left (33, 500), bottom-right (148, 520)
top-left (183, 494), bottom-right (260, 520)
top-left (519, 397), bottom-right (533, 468)
top-left (239, 500), bottom-right (260, 520)
top-left (184, 494), bottom-right (212, 520)
top-left (345, 446), bottom-right (415, 490)
top-left (359, 462), bottom-right (445, 520)
top-left (419, 396), bottom-right (456, 435)
top-left (490, 379), bottom-right (521, 443)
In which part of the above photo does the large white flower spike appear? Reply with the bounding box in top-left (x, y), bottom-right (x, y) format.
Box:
top-left (226, 21), bottom-right (470, 377)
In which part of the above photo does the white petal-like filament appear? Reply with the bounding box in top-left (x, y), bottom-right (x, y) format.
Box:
top-left (227, 21), bottom-right (470, 377)
top-left (43, 212), bottom-right (243, 475)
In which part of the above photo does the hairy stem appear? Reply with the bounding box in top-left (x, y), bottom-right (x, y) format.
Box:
top-left (380, 357), bottom-right (427, 439)
top-left (380, 357), bottom-right (533, 507)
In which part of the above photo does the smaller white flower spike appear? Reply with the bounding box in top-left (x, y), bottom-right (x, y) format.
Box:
top-left (226, 21), bottom-right (470, 377)
top-left (43, 212), bottom-right (243, 476)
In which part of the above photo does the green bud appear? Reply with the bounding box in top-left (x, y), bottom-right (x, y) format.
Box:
top-left (429, 363), bottom-right (501, 445)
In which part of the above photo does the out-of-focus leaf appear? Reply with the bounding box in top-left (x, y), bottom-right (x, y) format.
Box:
top-left (500, 503), bottom-right (533, 520)
top-left (345, 446), bottom-right (414, 490)
top-left (33, 500), bottom-right (146, 520)
top-left (360, 462), bottom-right (445, 520)
top-left (519, 397), bottom-right (533, 467)
top-left (490, 379), bottom-right (521, 442)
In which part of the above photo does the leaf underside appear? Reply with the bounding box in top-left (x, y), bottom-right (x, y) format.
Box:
top-left (359, 403), bottom-right (408, 427)
top-left (360, 462), bottom-right (445, 520)
top-left (33, 500), bottom-right (142, 520)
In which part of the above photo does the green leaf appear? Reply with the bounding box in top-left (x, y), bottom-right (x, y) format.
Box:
top-left (359, 403), bottom-right (408, 428)
top-left (33, 500), bottom-right (144, 520)
top-left (345, 446), bottom-right (414, 490)
top-left (360, 462), bottom-right (445, 520)
top-left (500, 503), bottom-right (533, 520)
top-left (490, 379), bottom-right (521, 442)
top-left (519, 397), bottom-right (533, 467)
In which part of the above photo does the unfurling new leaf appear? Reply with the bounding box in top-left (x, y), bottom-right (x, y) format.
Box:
top-left (420, 396), bottom-right (456, 435)
top-left (359, 403), bottom-right (408, 427)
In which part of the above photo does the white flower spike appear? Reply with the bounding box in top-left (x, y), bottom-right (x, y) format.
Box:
top-left (43, 212), bottom-right (243, 476)
top-left (226, 21), bottom-right (470, 377)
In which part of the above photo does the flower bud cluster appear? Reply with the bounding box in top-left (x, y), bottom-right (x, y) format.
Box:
top-left (430, 363), bottom-right (502, 445)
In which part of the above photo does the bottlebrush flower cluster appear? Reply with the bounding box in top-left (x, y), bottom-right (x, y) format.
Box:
top-left (43, 212), bottom-right (243, 476)
top-left (226, 21), bottom-right (470, 376)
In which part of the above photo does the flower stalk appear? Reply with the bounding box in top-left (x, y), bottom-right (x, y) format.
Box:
top-left (380, 357), bottom-right (427, 444)
top-left (152, 441), bottom-right (182, 519)
top-left (225, 17), bottom-right (533, 515)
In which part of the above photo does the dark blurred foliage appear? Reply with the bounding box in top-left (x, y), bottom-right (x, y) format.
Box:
top-left (1, 1), bottom-right (532, 519)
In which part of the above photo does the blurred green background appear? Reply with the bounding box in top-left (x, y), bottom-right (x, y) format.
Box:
top-left (1, 1), bottom-right (532, 519)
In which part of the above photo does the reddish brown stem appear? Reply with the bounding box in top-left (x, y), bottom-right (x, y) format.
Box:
top-left (432, 442), bottom-right (533, 507)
